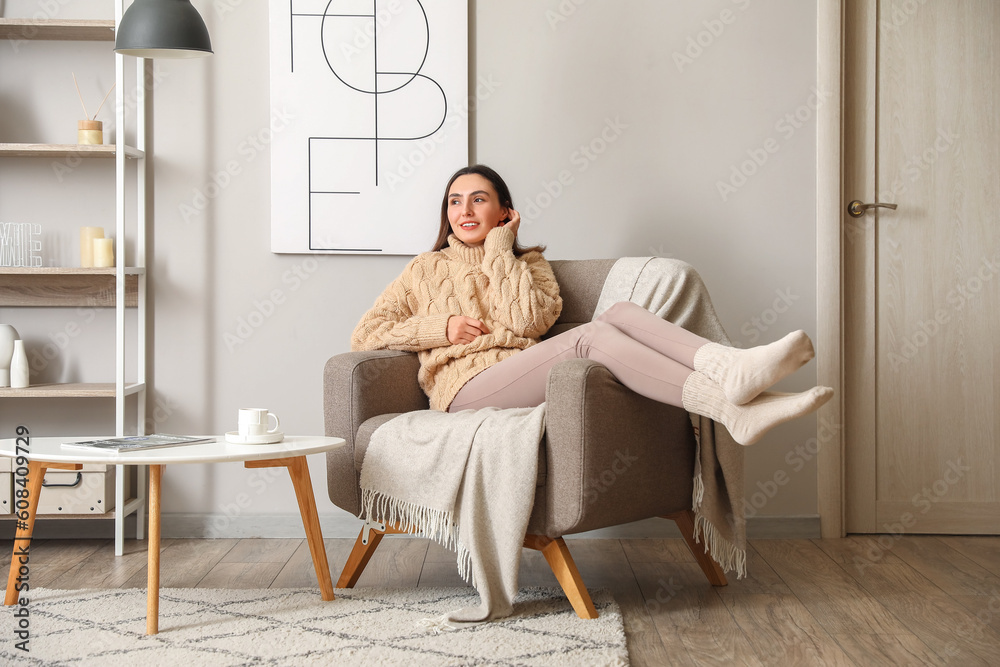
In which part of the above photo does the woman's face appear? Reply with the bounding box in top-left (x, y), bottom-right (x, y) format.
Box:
top-left (446, 174), bottom-right (509, 246)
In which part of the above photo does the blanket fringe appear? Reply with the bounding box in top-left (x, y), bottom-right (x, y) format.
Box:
top-left (361, 488), bottom-right (458, 548)
top-left (454, 539), bottom-right (474, 586)
top-left (417, 613), bottom-right (460, 634)
top-left (692, 470), bottom-right (705, 507)
top-left (692, 508), bottom-right (747, 579)
top-left (690, 422), bottom-right (745, 579)
top-left (361, 488), bottom-right (476, 586)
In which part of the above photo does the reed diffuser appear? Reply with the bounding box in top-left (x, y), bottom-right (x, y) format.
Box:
top-left (73, 73), bottom-right (115, 145)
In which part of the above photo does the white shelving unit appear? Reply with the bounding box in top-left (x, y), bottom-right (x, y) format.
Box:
top-left (0, 8), bottom-right (149, 555)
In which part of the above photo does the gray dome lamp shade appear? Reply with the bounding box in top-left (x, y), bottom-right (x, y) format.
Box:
top-left (114, 0), bottom-right (213, 58)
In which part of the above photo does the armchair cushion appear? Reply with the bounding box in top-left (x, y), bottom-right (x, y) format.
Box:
top-left (544, 258), bottom-right (616, 336)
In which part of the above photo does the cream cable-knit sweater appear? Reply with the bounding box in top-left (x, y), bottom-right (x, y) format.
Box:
top-left (351, 227), bottom-right (563, 411)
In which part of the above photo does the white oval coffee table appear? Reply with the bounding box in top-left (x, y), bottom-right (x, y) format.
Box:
top-left (0, 434), bottom-right (346, 634)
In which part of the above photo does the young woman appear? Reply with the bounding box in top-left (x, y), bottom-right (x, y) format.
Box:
top-left (352, 165), bottom-right (832, 445)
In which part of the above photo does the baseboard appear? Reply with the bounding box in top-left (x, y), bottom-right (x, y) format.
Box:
top-left (0, 515), bottom-right (138, 540)
top-left (746, 515), bottom-right (822, 539)
top-left (163, 513), bottom-right (821, 540)
top-left (160, 512), bottom-right (368, 539)
top-left (2, 513), bottom-right (821, 541)
top-left (565, 515), bottom-right (821, 539)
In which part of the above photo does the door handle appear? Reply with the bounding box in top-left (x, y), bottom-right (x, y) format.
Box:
top-left (847, 200), bottom-right (898, 218)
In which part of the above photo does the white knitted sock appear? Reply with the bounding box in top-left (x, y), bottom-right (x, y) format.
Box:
top-left (693, 330), bottom-right (815, 405)
top-left (682, 371), bottom-right (833, 446)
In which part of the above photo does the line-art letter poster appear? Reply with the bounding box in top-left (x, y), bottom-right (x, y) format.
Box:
top-left (269, 1), bottom-right (468, 254)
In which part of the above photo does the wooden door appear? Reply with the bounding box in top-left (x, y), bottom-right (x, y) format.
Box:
top-left (844, 0), bottom-right (1000, 533)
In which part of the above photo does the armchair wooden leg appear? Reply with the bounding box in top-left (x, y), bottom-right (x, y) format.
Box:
top-left (336, 522), bottom-right (407, 588)
top-left (523, 535), bottom-right (598, 619)
top-left (664, 510), bottom-right (728, 586)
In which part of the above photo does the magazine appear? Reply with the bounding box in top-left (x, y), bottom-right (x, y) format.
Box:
top-left (62, 434), bottom-right (215, 452)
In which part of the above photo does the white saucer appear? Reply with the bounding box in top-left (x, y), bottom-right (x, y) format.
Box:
top-left (225, 431), bottom-right (285, 445)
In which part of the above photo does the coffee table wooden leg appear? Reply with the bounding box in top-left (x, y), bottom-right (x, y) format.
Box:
top-left (245, 456), bottom-right (334, 601)
top-left (147, 464), bottom-right (163, 635)
top-left (286, 457), bottom-right (335, 601)
top-left (5, 461), bottom-right (81, 606)
top-left (5, 460), bottom-right (45, 606)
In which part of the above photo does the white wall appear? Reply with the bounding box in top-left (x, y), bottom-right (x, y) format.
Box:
top-left (1, 0), bottom-right (822, 538)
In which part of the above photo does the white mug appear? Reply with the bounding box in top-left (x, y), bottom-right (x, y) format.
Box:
top-left (238, 408), bottom-right (280, 438)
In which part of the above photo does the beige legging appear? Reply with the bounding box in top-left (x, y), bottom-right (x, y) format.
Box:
top-left (448, 301), bottom-right (709, 412)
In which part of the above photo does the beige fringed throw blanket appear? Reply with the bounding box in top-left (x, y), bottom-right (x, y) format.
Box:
top-left (361, 405), bottom-right (546, 626)
top-left (595, 257), bottom-right (747, 577)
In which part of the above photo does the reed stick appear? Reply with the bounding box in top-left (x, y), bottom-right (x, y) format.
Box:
top-left (72, 75), bottom-right (116, 121)
top-left (92, 83), bottom-right (116, 120)
top-left (72, 72), bottom-right (90, 119)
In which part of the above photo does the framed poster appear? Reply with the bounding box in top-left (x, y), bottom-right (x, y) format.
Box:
top-left (269, 1), bottom-right (469, 254)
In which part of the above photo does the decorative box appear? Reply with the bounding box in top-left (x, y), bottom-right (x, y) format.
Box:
top-left (37, 464), bottom-right (117, 514)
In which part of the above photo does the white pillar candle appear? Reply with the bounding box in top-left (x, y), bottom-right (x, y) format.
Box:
top-left (93, 237), bottom-right (114, 268)
top-left (80, 227), bottom-right (104, 267)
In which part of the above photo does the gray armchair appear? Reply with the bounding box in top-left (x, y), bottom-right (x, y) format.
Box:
top-left (324, 259), bottom-right (727, 619)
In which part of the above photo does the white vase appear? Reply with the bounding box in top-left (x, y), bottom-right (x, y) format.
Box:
top-left (0, 324), bottom-right (19, 388)
top-left (10, 339), bottom-right (29, 389)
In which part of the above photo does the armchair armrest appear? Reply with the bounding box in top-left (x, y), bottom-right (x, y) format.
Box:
top-left (536, 358), bottom-right (696, 537)
top-left (324, 350), bottom-right (428, 515)
top-left (324, 350), bottom-right (428, 441)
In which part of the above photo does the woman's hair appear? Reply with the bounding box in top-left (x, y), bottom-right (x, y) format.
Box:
top-left (431, 164), bottom-right (545, 257)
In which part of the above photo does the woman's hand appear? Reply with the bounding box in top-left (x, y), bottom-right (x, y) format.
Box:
top-left (447, 315), bottom-right (490, 345)
top-left (498, 208), bottom-right (521, 237)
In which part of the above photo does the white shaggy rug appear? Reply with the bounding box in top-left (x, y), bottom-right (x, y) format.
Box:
top-left (3, 587), bottom-right (628, 666)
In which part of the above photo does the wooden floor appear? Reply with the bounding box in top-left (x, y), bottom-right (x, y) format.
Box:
top-left (3, 534), bottom-right (999, 665)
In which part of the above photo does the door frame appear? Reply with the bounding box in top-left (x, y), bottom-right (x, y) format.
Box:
top-left (816, 0), bottom-right (847, 538)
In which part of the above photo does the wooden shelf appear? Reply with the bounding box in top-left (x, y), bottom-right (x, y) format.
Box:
top-left (0, 382), bottom-right (145, 398)
top-left (0, 268), bottom-right (142, 307)
top-left (0, 18), bottom-right (115, 42)
top-left (0, 143), bottom-right (144, 159)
